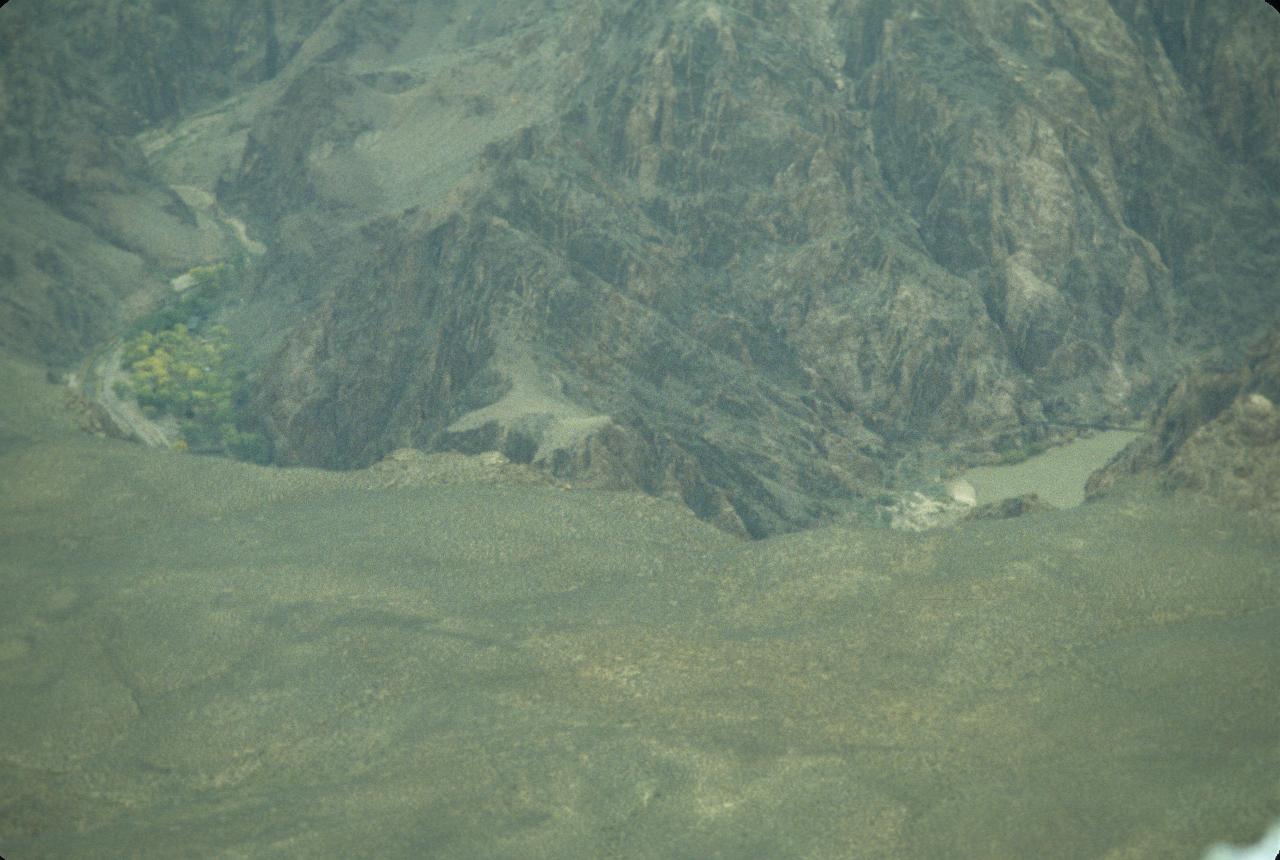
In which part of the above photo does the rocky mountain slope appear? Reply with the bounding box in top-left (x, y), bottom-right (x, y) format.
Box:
top-left (1087, 322), bottom-right (1280, 515)
top-left (0, 0), bottom-right (282, 362)
top-left (2, 0), bottom-right (1278, 535)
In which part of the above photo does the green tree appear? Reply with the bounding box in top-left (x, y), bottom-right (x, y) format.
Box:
top-left (118, 263), bottom-right (269, 464)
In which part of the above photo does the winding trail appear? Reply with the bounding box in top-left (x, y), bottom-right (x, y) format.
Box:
top-left (71, 340), bottom-right (176, 448)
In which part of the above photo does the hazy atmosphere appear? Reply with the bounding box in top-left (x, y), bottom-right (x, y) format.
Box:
top-left (1, 0), bottom-right (1278, 856)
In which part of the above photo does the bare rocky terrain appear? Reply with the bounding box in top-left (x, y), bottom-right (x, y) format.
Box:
top-left (1088, 322), bottom-right (1280, 517)
top-left (2, 0), bottom-right (1278, 535)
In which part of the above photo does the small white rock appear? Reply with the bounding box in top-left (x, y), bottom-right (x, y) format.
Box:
top-left (1243, 392), bottom-right (1275, 416)
top-left (945, 479), bottom-right (977, 507)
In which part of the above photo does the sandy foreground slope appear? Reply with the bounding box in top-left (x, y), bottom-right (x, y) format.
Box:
top-left (0, 352), bottom-right (1276, 859)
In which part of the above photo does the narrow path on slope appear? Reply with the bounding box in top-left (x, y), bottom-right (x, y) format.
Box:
top-left (70, 340), bottom-right (176, 448)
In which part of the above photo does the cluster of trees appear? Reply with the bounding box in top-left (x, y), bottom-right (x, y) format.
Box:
top-left (114, 262), bottom-right (271, 463)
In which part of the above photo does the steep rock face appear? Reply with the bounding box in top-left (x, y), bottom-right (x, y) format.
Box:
top-left (1143, 0), bottom-right (1280, 189)
top-left (4, 0), bottom-right (1278, 534)
top-left (231, 0), bottom-right (1279, 534)
top-left (1086, 323), bottom-right (1280, 515)
top-left (0, 0), bottom-right (329, 364)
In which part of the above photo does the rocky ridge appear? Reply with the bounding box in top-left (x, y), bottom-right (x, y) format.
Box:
top-left (234, 0), bottom-right (1280, 535)
top-left (1087, 322), bottom-right (1280, 517)
top-left (3, 0), bottom-right (1279, 535)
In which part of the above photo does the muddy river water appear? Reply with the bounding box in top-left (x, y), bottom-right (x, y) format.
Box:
top-left (958, 429), bottom-right (1141, 508)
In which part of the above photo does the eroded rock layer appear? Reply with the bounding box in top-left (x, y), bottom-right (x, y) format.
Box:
top-left (1087, 323), bottom-right (1280, 515)
top-left (3, 0), bottom-right (1278, 534)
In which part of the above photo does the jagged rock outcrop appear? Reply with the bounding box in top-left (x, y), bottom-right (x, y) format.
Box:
top-left (961, 492), bottom-right (1058, 522)
top-left (227, 0), bottom-right (1278, 535)
top-left (1086, 323), bottom-right (1280, 515)
top-left (3, 0), bottom-right (1278, 534)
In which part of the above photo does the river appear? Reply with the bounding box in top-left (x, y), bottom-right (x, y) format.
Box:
top-left (957, 430), bottom-right (1141, 508)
